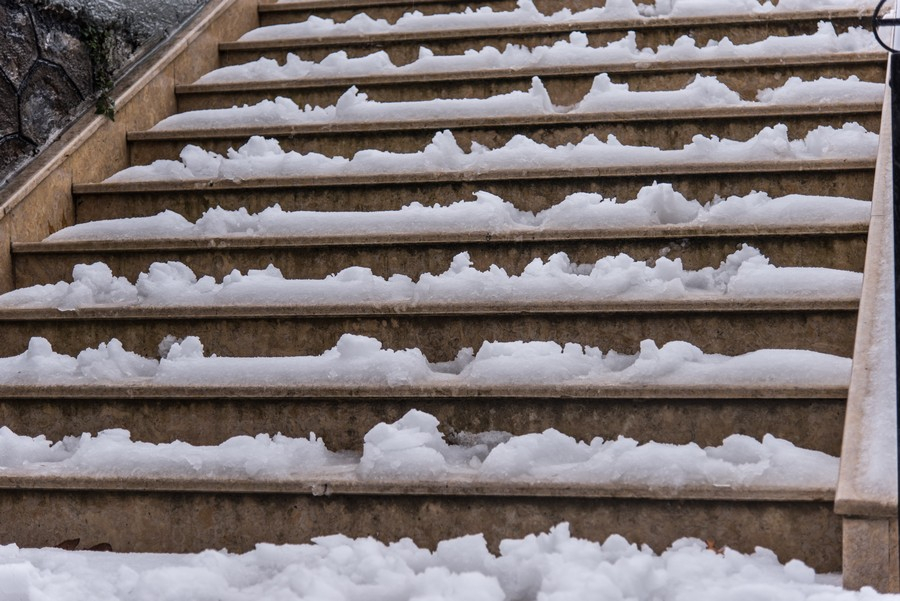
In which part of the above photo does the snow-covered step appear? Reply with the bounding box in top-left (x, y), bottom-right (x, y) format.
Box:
top-left (72, 158), bottom-right (875, 222)
top-left (223, 10), bottom-right (868, 66)
top-left (12, 223), bottom-right (868, 286)
top-left (0, 404), bottom-right (845, 568)
top-left (129, 102), bottom-right (882, 162)
top-left (175, 52), bottom-right (885, 111)
top-left (0, 471), bottom-right (840, 570)
top-left (260, 0), bottom-right (520, 25)
top-left (0, 297), bottom-right (859, 361)
top-left (0, 334), bottom-right (850, 453)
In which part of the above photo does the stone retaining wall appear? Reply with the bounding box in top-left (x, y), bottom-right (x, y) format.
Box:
top-left (0, 0), bottom-right (207, 187)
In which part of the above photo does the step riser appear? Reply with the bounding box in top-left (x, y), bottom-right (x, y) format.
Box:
top-left (0, 311), bottom-right (858, 361)
top-left (223, 17), bottom-right (866, 67)
top-left (176, 62), bottom-right (886, 111)
top-left (0, 489), bottom-right (841, 571)
top-left (130, 111), bottom-right (881, 163)
top-left (12, 235), bottom-right (868, 287)
top-left (74, 170), bottom-right (876, 222)
top-left (0, 396), bottom-right (845, 454)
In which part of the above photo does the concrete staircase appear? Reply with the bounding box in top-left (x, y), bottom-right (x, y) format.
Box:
top-left (0, 0), bottom-right (888, 580)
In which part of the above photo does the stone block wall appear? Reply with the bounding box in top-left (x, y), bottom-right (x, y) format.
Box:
top-left (0, 0), bottom-right (207, 187)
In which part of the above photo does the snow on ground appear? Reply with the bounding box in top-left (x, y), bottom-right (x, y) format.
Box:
top-left (105, 124), bottom-right (878, 183)
top-left (45, 184), bottom-right (872, 242)
top-left (2, 524), bottom-right (893, 601)
top-left (0, 245), bottom-right (862, 310)
top-left (0, 333), bottom-right (852, 388)
top-left (196, 23), bottom-right (878, 83)
top-left (0, 402), bottom-right (837, 486)
top-left (250, 0), bottom-right (876, 41)
top-left (150, 76), bottom-right (884, 131)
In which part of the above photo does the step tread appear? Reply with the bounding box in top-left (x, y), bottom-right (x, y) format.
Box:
top-left (133, 102), bottom-right (883, 139)
top-left (0, 297), bottom-right (861, 320)
top-left (13, 222), bottom-right (871, 252)
top-left (177, 52), bottom-right (885, 92)
top-left (0, 472), bottom-right (836, 500)
top-left (74, 158), bottom-right (877, 195)
top-left (226, 9), bottom-right (868, 48)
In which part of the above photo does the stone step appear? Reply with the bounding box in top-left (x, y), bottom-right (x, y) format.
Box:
top-left (0, 299), bottom-right (859, 361)
top-left (259, 0), bottom-right (521, 25)
top-left (224, 11), bottom-right (868, 66)
top-left (128, 103), bottom-right (882, 162)
top-left (72, 161), bottom-right (875, 222)
top-left (0, 474), bottom-right (841, 571)
top-left (12, 225), bottom-right (869, 286)
top-left (0, 382), bottom-right (846, 454)
top-left (175, 54), bottom-right (886, 110)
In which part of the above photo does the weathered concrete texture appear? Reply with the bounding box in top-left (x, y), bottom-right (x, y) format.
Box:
top-left (0, 393), bottom-right (846, 454)
top-left (0, 485), bottom-right (842, 572)
top-left (842, 518), bottom-right (899, 593)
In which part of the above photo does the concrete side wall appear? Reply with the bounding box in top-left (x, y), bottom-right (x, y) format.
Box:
top-left (0, 0), bottom-right (259, 292)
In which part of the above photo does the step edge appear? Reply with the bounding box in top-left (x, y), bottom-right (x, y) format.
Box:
top-left (129, 102), bottom-right (884, 141)
top-left (0, 297), bottom-right (861, 320)
top-left (13, 223), bottom-right (871, 253)
top-left (175, 52), bottom-right (887, 94)
top-left (226, 9), bottom-right (868, 49)
top-left (0, 473), bottom-right (836, 501)
top-left (72, 158), bottom-right (878, 195)
top-left (0, 383), bottom-right (849, 399)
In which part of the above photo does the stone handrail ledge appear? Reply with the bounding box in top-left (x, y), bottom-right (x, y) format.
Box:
top-left (0, 0), bottom-right (259, 294)
top-left (834, 55), bottom-right (899, 592)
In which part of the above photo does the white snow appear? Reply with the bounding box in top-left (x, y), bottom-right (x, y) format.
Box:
top-left (0, 403), bottom-right (837, 487)
top-left (0, 524), bottom-right (891, 601)
top-left (105, 124), bottom-right (878, 183)
top-left (45, 184), bottom-right (872, 242)
top-left (251, 0), bottom-right (878, 41)
top-left (0, 333), bottom-right (853, 388)
top-left (150, 75), bottom-right (884, 132)
top-left (196, 23), bottom-right (879, 84)
top-left (0, 245), bottom-right (862, 310)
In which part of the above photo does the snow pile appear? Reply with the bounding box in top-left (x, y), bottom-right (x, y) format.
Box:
top-left (0, 406), bottom-right (837, 487)
top-left (0, 246), bottom-right (863, 310)
top-left (0, 426), bottom-right (352, 478)
top-left (358, 409), bottom-right (838, 486)
top-left (46, 185), bottom-right (872, 242)
top-left (196, 23), bottom-right (878, 84)
top-left (151, 75), bottom-right (884, 131)
top-left (0, 525), bottom-right (889, 601)
top-left (106, 124), bottom-right (878, 183)
top-left (251, 0), bottom-right (877, 41)
top-left (0, 334), bottom-right (852, 388)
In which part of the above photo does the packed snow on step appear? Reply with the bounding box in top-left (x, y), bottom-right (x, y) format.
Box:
top-left (0, 246), bottom-right (862, 310)
top-left (151, 75), bottom-right (884, 131)
top-left (106, 124), bottom-right (878, 184)
top-left (0, 403), bottom-right (837, 487)
top-left (196, 23), bottom-right (877, 83)
top-left (46, 184), bottom-right (871, 242)
top-left (0, 333), bottom-right (852, 388)
top-left (251, 0), bottom-right (876, 40)
top-left (1, 524), bottom-right (889, 601)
